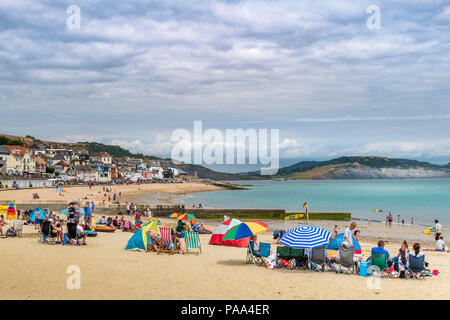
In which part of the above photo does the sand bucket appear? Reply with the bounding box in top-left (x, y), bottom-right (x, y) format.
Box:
top-left (359, 261), bottom-right (371, 277)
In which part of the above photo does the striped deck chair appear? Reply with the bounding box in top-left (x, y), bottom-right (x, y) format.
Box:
top-left (184, 231), bottom-right (201, 254)
top-left (159, 227), bottom-right (174, 254)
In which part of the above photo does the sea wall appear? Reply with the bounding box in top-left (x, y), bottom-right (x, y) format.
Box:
top-left (1, 201), bottom-right (350, 220)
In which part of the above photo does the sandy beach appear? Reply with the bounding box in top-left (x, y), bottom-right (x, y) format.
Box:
top-left (1, 218), bottom-right (449, 300)
top-left (0, 183), bottom-right (223, 204)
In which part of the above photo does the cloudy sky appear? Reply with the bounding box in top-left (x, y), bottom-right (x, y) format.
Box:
top-left (1, 0), bottom-right (450, 171)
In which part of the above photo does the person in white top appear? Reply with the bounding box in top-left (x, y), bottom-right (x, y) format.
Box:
top-left (434, 219), bottom-right (442, 241)
top-left (435, 236), bottom-right (448, 252)
top-left (343, 222), bottom-right (357, 248)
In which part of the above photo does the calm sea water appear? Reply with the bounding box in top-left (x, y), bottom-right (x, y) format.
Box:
top-left (177, 179), bottom-right (450, 226)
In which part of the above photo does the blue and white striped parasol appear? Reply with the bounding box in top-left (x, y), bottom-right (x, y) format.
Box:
top-left (280, 225), bottom-right (331, 249)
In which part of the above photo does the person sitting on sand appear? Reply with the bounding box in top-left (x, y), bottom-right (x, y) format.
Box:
top-left (435, 236), bottom-right (448, 252)
top-left (273, 229), bottom-right (279, 240)
top-left (113, 216), bottom-right (119, 228)
top-left (106, 217), bottom-right (113, 227)
top-left (75, 219), bottom-right (87, 245)
top-left (371, 240), bottom-right (392, 267)
top-left (176, 220), bottom-right (184, 233)
top-left (0, 215), bottom-right (7, 237)
top-left (122, 220), bottom-right (132, 232)
top-left (393, 240), bottom-right (409, 275)
top-left (97, 216), bottom-right (106, 225)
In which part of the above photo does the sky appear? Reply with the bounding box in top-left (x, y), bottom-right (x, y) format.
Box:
top-left (1, 0), bottom-right (450, 172)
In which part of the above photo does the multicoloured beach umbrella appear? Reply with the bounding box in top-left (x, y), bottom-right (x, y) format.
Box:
top-left (222, 221), bottom-right (268, 241)
top-left (167, 212), bottom-right (182, 218)
top-left (177, 213), bottom-right (197, 220)
top-left (280, 225), bottom-right (331, 249)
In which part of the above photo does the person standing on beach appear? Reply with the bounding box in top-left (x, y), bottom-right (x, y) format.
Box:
top-left (387, 212), bottom-right (393, 227)
top-left (397, 215), bottom-right (400, 224)
top-left (331, 225), bottom-right (338, 240)
top-left (411, 217), bottom-right (414, 225)
top-left (434, 219), bottom-right (442, 241)
top-left (343, 222), bottom-right (357, 247)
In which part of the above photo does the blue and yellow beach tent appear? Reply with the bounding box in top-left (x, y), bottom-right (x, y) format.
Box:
top-left (125, 221), bottom-right (158, 252)
top-left (28, 208), bottom-right (47, 221)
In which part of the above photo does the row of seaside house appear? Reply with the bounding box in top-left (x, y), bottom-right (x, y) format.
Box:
top-left (0, 145), bottom-right (187, 184)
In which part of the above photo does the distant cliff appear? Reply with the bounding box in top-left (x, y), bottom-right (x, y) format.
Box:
top-left (249, 156), bottom-right (450, 180)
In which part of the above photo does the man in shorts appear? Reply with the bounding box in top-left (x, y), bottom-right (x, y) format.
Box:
top-left (434, 219), bottom-right (442, 241)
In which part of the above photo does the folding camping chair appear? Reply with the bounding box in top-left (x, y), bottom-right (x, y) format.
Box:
top-left (337, 245), bottom-right (356, 274)
top-left (406, 254), bottom-right (429, 279)
top-left (13, 221), bottom-right (23, 238)
top-left (291, 248), bottom-right (306, 269)
top-left (370, 253), bottom-right (389, 277)
top-left (159, 227), bottom-right (175, 254)
top-left (184, 231), bottom-right (201, 254)
top-left (276, 246), bottom-right (295, 269)
top-left (246, 240), bottom-right (260, 264)
top-left (309, 246), bottom-right (327, 272)
top-left (40, 221), bottom-right (56, 245)
top-left (257, 242), bottom-right (271, 267)
top-left (37, 221), bottom-right (44, 242)
top-left (66, 222), bottom-right (82, 245)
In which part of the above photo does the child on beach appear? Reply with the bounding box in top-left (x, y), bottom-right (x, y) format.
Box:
top-left (435, 236), bottom-right (448, 252)
top-left (0, 215), bottom-right (7, 237)
top-left (393, 241), bottom-right (409, 275)
top-left (331, 225), bottom-right (338, 240)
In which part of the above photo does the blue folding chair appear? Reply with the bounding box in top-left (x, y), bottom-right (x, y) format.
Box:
top-left (257, 242), bottom-right (271, 267)
top-left (407, 254), bottom-right (428, 279)
top-left (246, 240), bottom-right (261, 264)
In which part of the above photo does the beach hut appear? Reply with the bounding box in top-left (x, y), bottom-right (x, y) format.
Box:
top-left (125, 221), bottom-right (158, 252)
top-left (327, 233), bottom-right (361, 254)
top-left (209, 219), bottom-right (249, 247)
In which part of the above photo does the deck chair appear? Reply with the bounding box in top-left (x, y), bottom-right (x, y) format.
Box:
top-left (41, 221), bottom-right (56, 245)
top-left (370, 253), bottom-right (389, 277)
top-left (159, 227), bottom-right (175, 254)
top-left (407, 254), bottom-right (428, 279)
top-left (257, 242), bottom-right (271, 266)
top-left (276, 246), bottom-right (295, 269)
top-left (309, 246), bottom-right (327, 272)
top-left (66, 222), bottom-right (82, 245)
top-left (184, 231), bottom-right (201, 254)
top-left (337, 245), bottom-right (356, 274)
top-left (13, 221), bottom-right (23, 238)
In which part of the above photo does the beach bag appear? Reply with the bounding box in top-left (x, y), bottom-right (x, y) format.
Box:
top-left (62, 233), bottom-right (68, 245)
top-left (280, 259), bottom-right (290, 268)
top-left (265, 252), bottom-right (277, 269)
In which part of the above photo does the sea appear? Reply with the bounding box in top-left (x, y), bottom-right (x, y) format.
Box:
top-left (176, 178), bottom-right (450, 226)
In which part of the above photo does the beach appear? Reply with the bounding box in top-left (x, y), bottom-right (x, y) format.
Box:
top-left (1, 218), bottom-right (449, 300)
top-left (0, 183), bottom-right (224, 204)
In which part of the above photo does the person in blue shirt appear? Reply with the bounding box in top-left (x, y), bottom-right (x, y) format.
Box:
top-left (371, 240), bottom-right (393, 267)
